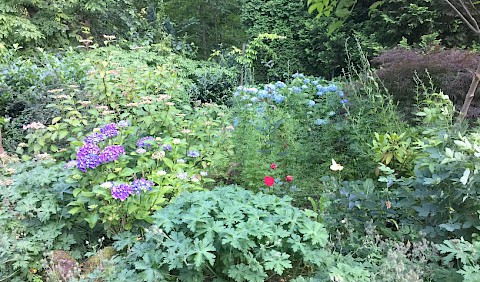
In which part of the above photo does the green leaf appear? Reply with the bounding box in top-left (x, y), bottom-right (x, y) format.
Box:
top-left (119, 167), bottom-right (135, 177)
top-left (51, 116), bottom-right (62, 124)
top-left (85, 213), bottom-right (100, 228)
top-left (460, 168), bottom-right (470, 185)
top-left (163, 158), bottom-right (174, 169)
top-left (264, 250), bottom-right (292, 275)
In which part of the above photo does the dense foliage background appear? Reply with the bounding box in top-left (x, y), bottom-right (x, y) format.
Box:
top-left (2, 0), bottom-right (480, 281)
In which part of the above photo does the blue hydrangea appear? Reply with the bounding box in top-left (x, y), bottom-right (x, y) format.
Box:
top-left (326, 84), bottom-right (339, 92)
top-left (312, 80), bottom-right (319, 85)
top-left (292, 87), bottom-right (302, 93)
top-left (275, 81), bottom-right (286, 88)
top-left (272, 94), bottom-right (285, 104)
top-left (304, 78), bottom-right (310, 84)
top-left (307, 100), bottom-right (316, 107)
top-left (131, 178), bottom-right (154, 194)
top-left (264, 84), bottom-right (276, 92)
top-left (292, 72), bottom-right (304, 78)
top-left (338, 91), bottom-right (345, 97)
top-left (301, 85), bottom-right (308, 90)
top-left (340, 98), bottom-right (349, 105)
top-left (250, 97), bottom-right (259, 103)
top-left (187, 150), bottom-right (201, 158)
top-left (257, 90), bottom-right (269, 99)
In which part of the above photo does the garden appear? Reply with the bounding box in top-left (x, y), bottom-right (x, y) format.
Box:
top-left (2, 0), bottom-right (480, 281)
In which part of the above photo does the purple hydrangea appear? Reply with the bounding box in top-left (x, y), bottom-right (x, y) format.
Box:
top-left (136, 136), bottom-right (155, 149)
top-left (77, 153), bottom-right (101, 172)
top-left (111, 183), bottom-right (133, 201)
top-left (100, 123), bottom-right (119, 138)
top-left (77, 143), bottom-right (100, 159)
top-left (99, 145), bottom-right (125, 163)
top-left (162, 144), bottom-right (172, 151)
top-left (84, 132), bottom-right (106, 144)
top-left (131, 178), bottom-right (154, 194)
top-left (187, 150), bottom-right (201, 158)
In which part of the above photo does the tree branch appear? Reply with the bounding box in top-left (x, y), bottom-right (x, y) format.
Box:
top-left (444, 0), bottom-right (480, 37)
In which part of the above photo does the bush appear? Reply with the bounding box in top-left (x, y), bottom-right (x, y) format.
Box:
top-left (0, 159), bottom-right (85, 281)
top-left (372, 47), bottom-right (480, 117)
top-left (0, 48), bottom-right (88, 152)
top-left (107, 186), bottom-right (329, 281)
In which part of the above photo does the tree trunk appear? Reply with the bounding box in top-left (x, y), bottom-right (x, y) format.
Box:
top-left (458, 62), bottom-right (480, 122)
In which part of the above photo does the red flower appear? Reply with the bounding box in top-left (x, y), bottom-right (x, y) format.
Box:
top-left (285, 175), bottom-right (293, 182)
top-left (264, 176), bottom-right (275, 187)
top-left (270, 163), bottom-right (277, 170)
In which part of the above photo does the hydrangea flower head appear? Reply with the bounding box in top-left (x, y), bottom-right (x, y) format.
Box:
top-left (100, 123), bottom-right (119, 138)
top-left (117, 120), bottom-right (129, 128)
top-left (84, 132), bottom-right (106, 144)
top-left (131, 178), bottom-right (154, 194)
top-left (273, 94), bottom-right (285, 104)
top-left (292, 87), bottom-right (302, 93)
top-left (77, 153), bottom-right (101, 172)
top-left (136, 136), bottom-right (155, 149)
top-left (77, 143), bottom-right (101, 158)
top-left (99, 145), bottom-right (125, 163)
top-left (275, 81), bottom-right (286, 88)
top-left (187, 150), bottom-right (201, 158)
top-left (64, 160), bottom-right (78, 169)
top-left (111, 183), bottom-right (133, 201)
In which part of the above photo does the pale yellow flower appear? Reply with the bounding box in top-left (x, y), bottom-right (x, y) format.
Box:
top-left (330, 159), bottom-right (344, 171)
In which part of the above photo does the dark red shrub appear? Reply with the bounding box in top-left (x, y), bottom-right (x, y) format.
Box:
top-left (372, 47), bottom-right (480, 117)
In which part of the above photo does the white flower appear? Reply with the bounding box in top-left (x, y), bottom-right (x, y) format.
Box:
top-left (330, 159), bottom-right (344, 171)
top-left (156, 170), bottom-right (167, 176)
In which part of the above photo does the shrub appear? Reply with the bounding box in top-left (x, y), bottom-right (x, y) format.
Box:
top-left (0, 48), bottom-right (88, 152)
top-left (372, 47), bottom-right (480, 117)
top-left (108, 186), bottom-right (329, 281)
top-left (0, 158), bottom-right (84, 281)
